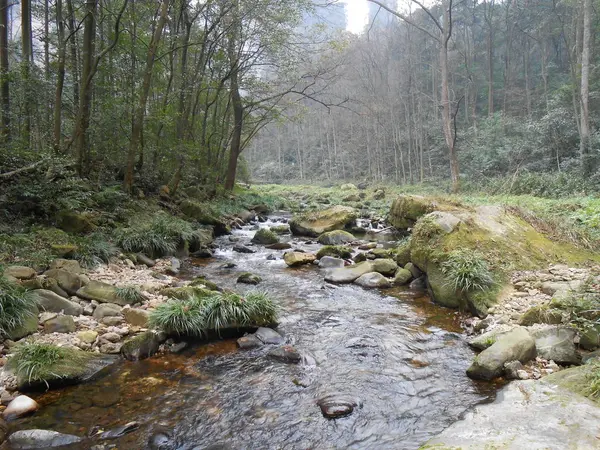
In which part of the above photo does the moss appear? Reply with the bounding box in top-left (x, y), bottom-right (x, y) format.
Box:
top-left (190, 276), bottom-right (221, 291)
top-left (270, 225), bottom-right (289, 234)
top-left (158, 286), bottom-right (216, 300)
top-left (518, 305), bottom-right (564, 326)
top-left (251, 228), bottom-right (279, 245)
top-left (317, 230), bottom-right (355, 245)
top-left (389, 195), bottom-right (435, 229)
top-left (544, 364), bottom-right (600, 405)
top-left (395, 241), bottom-right (411, 267)
top-left (316, 245), bottom-right (353, 259)
top-left (180, 199), bottom-right (221, 225)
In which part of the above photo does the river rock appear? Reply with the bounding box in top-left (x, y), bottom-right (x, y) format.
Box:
top-left (122, 307), bottom-right (149, 327)
top-left (468, 328), bottom-right (510, 351)
top-left (393, 268), bottom-right (412, 285)
top-left (97, 421), bottom-right (139, 440)
top-left (358, 242), bottom-right (377, 250)
top-left (317, 394), bottom-right (361, 419)
top-left (265, 243), bottom-right (292, 250)
top-left (354, 272), bottom-right (391, 288)
top-left (93, 303), bottom-right (122, 320)
top-left (43, 269), bottom-right (83, 295)
top-left (237, 335), bottom-right (262, 349)
top-left (49, 259), bottom-right (82, 274)
top-left (44, 316), bottom-right (76, 333)
top-left (3, 395), bottom-right (39, 419)
top-left (237, 272), bottom-right (262, 285)
top-left (317, 230), bottom-right (355, 246)
top-left (409, 276), bottom-right (427, 291)
top-left (467, 327), bottom-right (536, 380)
top-left (424, 380), bottom-right (600, 449)
top-left (77, 281), bottom-right (131, 305)
top-left (267, 345), bottom-right (302, 363)
top-left (77, 330), bottom-right (98, 344)
top-left (370, 258), bottom-right (398, 276)
top-left (318, 256), bottom-right (345, 269)
top-left (251, 229), bottom-right (279, 245)
top-left (121, 331), bottom-right (165, 361)
top-left (404, 262), bottom-right (422, 279)
top-left (8, 430), bottom-right (82, 449)
top-left (35, 290), bottom-right (83, 316)
top-left (504, 360), bottom-right (525, 379)
top-left (289, 205), bottom-right (357, 237)
top-left (7, 308), bottom-right (39, 341)
top-left (530, 326), bottom-right (580, 365)
top-left (324, 262), bottom-right (374, 283)
top-left (255, 327), bottom-right (284, 345)
top-left (4, 266), bottom-right (36, 280)
top-left (284, 252), bottom-right (316, 267)
top-left (233, 244), bottom-right (256, 254)
top-left (136, 253), bottom-right (156, 267)
top-left (519, 305), bottom-right (564, 326)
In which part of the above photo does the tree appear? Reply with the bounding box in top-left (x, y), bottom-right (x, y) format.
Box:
top-left (0, 0), bottom-right (9, 141)
top-left (579, 0), bottom-right (593, 176)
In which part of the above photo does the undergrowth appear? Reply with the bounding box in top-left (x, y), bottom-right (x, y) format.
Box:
top-left (0, 274), bottom-right (39, 337)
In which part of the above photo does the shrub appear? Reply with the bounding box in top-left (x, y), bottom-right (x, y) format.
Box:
top-left (149, 291), bottom-right (278, 336)
top-left (115, 214), bottom-right (203, 257)
top-left (440, 250), bottom-right (495, 292)
top-left (72, 233), bottom-right (119, 268)
top-left (7, 342), bottom-right (91, 388)
top-left (0, 275), bottom-right (39, 337)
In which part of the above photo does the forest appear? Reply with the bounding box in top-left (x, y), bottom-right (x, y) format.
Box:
top-left (250, 0), bottom-right (600, 196)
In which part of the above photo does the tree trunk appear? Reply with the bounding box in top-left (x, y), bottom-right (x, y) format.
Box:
top-left (0, 0), bottom-right (10, 141)
top-left (123, 0), bottom-right (170, 192)
top-left (21, 0), bottom-right (32, 144)
top-left (54, 0), bottom-right (66, 152)
top-left (580, 0), bottom-right (593, 176)
top-left (66, 0), bottom-right (79, 118)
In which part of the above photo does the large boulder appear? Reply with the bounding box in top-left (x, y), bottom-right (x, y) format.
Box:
top-left (530, 326), bottom-right (580, 365)
top-left (77, 281), bottom-right (130, 306)
top-left (251, 229), bottom-right (279, 245)
top-left (92, 303), bottom-right (122, 320)
top-left (48, 259), bottom-right (82, 274)
top-left (388, 195), bottom-right (436, 229)
top-left (324, 262), bottom-right (375, 284)
top-left (467, 327), bottom-right (536, 380)
top-left (56, 210), bottom-right (96, 234)
top-left (284, 252), bottom-right (316, 267)
top-left (355, 272), bottom-right (391, 289)
top-left (317, 230), bottom-right (355, 246)
top-left (43, 269), bottom-right (83, 295)
top-left (35, 290), bottom-right (83, 316)
top-left (289, 206), bottom-right (357, 237)
top-left (407, 203), bottom-right (597, 315)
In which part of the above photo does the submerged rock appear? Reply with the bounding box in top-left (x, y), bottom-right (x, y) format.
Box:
top-left (317, 394), bottom-right (361, 419)
top-left (233, 244), bottom-right (256, 254)
top-left (237, 272), bottom-right (262, 285)
top-left (318, 256), bottom-right (345, 269)
top-left (467, 327), bottom-right (536, 380)
top-left (237, 335), bottom-right (262, 349)
top-left (265, 242), bottom-right (292, 250)
top-left (317, 230), bottom-right (354, 246)
top-left (3, 395), bottom-right (39, 420)
top-left (8, 429), bottom-right (82, 449)
top-left (268, 345), bottom-right (302, 363)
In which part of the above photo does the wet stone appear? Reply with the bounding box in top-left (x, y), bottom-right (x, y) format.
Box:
top-left (3, 395), bottom-right (39, 420)
top-left (8, 430), bottom-right (81, 449)
top-left (255, 327), bottom-right (284, 345)
top-left (233, 245), bottom-right (256, 254)
top-left (317, 394), bottom-right (361, 419)
top-left (267, 345), bottom-right (302, 363)
top-left (237, 335), bottom-right (262, 349)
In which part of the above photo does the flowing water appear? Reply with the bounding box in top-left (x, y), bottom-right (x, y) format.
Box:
top-left (10, 218), bottom-right (497, 450)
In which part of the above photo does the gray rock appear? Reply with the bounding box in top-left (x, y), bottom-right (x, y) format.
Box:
top-left (43, 316), bottom-right (76, 333)
top-left (267, 345), bottom-right (302, 363)
top-left (424, 380), bottom-right (600, 449)
top-left (4, 266), bottom-right (36, 280)
top-left (370, 258), bottom-right (398, 276)
top-left (121, 331), bottom-right (165, 361)
top-left (7, 308), bottom-right (39, 340)
top-left (409, 276), bottom-right (427, 290)
top-left (237, 335), bottom-right (262, 349)
top-left (35, 289), bottom-right (83, 316)
top-left (233, 244), bottom-right (256, 254)
top-left (354, 272), bottom-right (391, 288)
top-left (102, 316), bottom-right (124, 326)
top-left (255, 327), bottom-right (284, 345)
top-left (317, 230), bottom-right (355, 246)
top-left (324, 262), bottom-right (374, 283)
top-left (236, 272), bottom-right (262, 285)
top-left (48, 259), bottom-right (82, 274)
top-left (136, 253), bottom-right (155, 267)
top-left (318, 256), bottom-right (345, 269)
top-left (404, 262), bottom-right (423, 279)
top-left (43, 269), bottom-right (83, 295)
top-left (317, 394), bottom-right (361, 419)
top-left (8, 430), bottom-right (81, 449)
top-left (504, 360), bottom-right (524, 379)
top-left (77, 281), bottom-right (130, 306)
top-left (468, 329), bottom-right (510, 351)
top-left (393, 268), bottom-right (412, 285)
top-left (93, 303), bottom-right (122, 320)
top-left (122, 307), bottom-right (149, 327)
top-left (467, 327), bottom-right (536, 380)
top-left (530, 326), bottom-right (581, 365)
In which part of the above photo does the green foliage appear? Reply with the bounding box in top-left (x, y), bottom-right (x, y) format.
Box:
top-left (440, 250), bottom-right (495, 292)
top-left (7, 342), bottom-right (90, 388)
top-left (586, 361), bottom-right (600, 399)
top-left (72, 233), bottom-right (119, 268)
top-left (149, 291), bottom-right (278, 337)
top-left (115, 214), bottom-right (203, 257)
top-left (0, 275), bottom-right (39, 337)
top-left (115, 286), bottom-right (145, 303)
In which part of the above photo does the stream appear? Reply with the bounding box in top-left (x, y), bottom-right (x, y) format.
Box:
top-left (10, 217), bottom-right (497, 450)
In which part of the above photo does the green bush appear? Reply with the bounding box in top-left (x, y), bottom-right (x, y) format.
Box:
top-left (72, 233), bottom-right (119, 268)
top-left (0, 275), bottom-right (39, 337)
top-left (440, 250), bottom-right (495, 292)
top-left (149, 291), bottom-right (278, 336)
top-left (115, 214), bottom-right (203, 257)
top-left (7, 342), bottom-right (91, 388)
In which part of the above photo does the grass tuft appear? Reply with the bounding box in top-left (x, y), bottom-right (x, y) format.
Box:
top-left (115, 286), bottom-right (146, 303)
top-left (0, 275), bottom-right (39, 337)
top-left (72, 233), bottom-right (119, 268)
top-left (440, 249), bottom-right (495, 292)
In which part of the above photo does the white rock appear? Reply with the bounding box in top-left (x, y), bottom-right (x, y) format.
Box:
top-left (3, 395), bottom-right (39, 419)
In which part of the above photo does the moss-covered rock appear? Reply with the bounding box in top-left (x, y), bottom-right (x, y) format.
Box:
top-left (370, 258), bottom-right (398, 276)
top-left (393, 268), bottom-right (412, 285)
top-left (519, 305), bottom-right (564, 326)
top-left (316, 246), bottom-right (352, 259)
top-left (317, 230), bottom-right (355, 245)
top-left (251, 229), bottom-right (279, 245)
top-left (388, 195), bottom-right (436, 229)
top-left (289, 206), bottom-right (357, 237)
top-left (4, 266), bottom-right (36, 280)
top-left (544, 364), bottom-right (600, 405)
top-left (56, 210), bottom-right (96, 234)
top-left (77, 281), bottom-right (130, 306)
top-left (189, 276), bottom-right (221, 291)
top-left (284, 252), bottom-right (316, 267)
top-left (370, 248), bottom-right (394, 259)
top-left (270, 225), bottom-right (290, 234)
top-left (158, 286), bottom-right (215, 300)
top-left (395, 242), bottom-right (411, 267)
top-left (121, 331), bottom-right (165, 361)
top-left (237, 272), bottom-right (262, 285)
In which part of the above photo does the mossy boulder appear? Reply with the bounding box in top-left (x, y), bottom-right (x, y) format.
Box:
top-left (76, 281), bottom-right (129, 306)
top-left (393, 268), bottom-right (412, 286)
top-left (388, 195), bottom-right (436, 229)
top-left (35, 290), bottom-right (83, 316)
top-left (519, 305), bottom-right (564, 326)
top-left (44, 269), bottom-right (83, 295)
top-left (270, 225), bottom-right (289, 234)
top-left (317, 230), bottom-right (355, 245)
top-left (284, 252), bottom-right (316, 267)
top-left (408, 204), bottom-right (599, 316)
top-left (7, 307), bottom-right (39, 340)
top-left (190, 276), bottom-right (221, 291)
top-left (370, 248), bottom-right (394, 259)
top-left (544, 364), bottom-right (600, 405)
top-left (316, 246), bottom-right (352, 260)
top-left (370, 259), bottom-right (398, 276)
top-left (395, 242), bottom-right (411, 267)
top-left (289, 206), bottom-right (357, 237)
top-left (237, 273), bottom-right (262, 285)
top-left (158, 286), bottom-right (215, 300)
top-left (4, 266), bottom-right (36, 280)
top-left (251, 229), bottom-right (279, 245)
top-left (56, 210), bottom-right (96, 234)
top-left (121, 331), bottom-right (165, 361)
